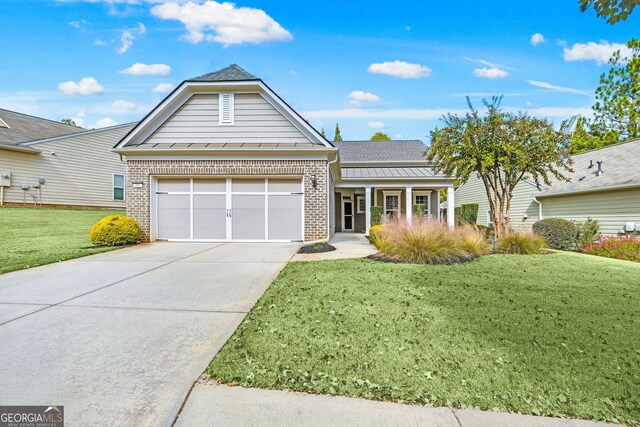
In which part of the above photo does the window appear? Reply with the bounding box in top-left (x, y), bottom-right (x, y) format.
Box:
top-left (384, 192), bottom-right (400, 217)
top-left (113, 174), bottom-right (125, 201)
top-left (356, 196), bottom-right (366, 213)
top-left (413, 192), bottom-right (431, 215)
top-left (487, 210), bottom-right (493, 227)
top-left (218, 93), bottom-right (234, 125)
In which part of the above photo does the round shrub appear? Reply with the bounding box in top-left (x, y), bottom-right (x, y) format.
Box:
top-left (89, 214), bottom-right (141, 246)
top-left (532, 218), bottom-right (577, 250)
top-left (497, 231), bottom-right (544, 254)
top-left (368, 224), bottom-right (386, 247)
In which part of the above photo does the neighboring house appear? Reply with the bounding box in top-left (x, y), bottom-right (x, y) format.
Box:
top-left (113, 64), bottom-right (456, 243)
top-left (0, 108), bottom-right (134, 208)
top-left (454, 139), bottom-right (640, 235)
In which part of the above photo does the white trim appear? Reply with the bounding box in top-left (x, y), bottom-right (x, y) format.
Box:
top-left (113, 173), bottom-right (125, 201)
top-left (383, 190), bottom-right (401, 216)
top-left (189, 178), bottom-right (194, 239)
top-left (413, 190), bottom-right (432, 216)
top-left (447, 187), bottom-right (455, 229)
top-left (356, 195), bottom-right (366, 213)
top-left (487, 210), bottom-right (494, 227)
top-left (335, 182), bottom-right (454, 189)
top-left (364, 187), bottom-right (372, 235)
top-left (218, 93), bottom-right (235, 125)
top-left (405, 187), bottom-right (413, 225)
top-left (117, 154), bottom-right (332, 161)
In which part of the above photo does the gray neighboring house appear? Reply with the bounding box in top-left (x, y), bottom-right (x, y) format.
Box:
top-left (454, 139), bottom-right (640, 235)
top-left (0, 108), bottom-right (134, 208)
top-left (114, 64), bottom-right (457, 243)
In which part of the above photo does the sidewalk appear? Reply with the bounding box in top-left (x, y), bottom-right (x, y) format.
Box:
top-left (291, 232), bottom-right (378, 261)
top-left (176, 384), bottom-right (615, 427)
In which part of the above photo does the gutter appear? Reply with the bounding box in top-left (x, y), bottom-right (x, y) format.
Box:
top-left (0, 144), bottom-right (41, 154)
top-left (532, 195), bottom-right (542, 221)
top-left (537, 181), bottom-right (640, 198)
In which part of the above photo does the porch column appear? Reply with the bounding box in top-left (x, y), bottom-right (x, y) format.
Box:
top-left (447, 186), bottom-right (455, 228)
top-left (365, 186), bottom-right (372, 235)
top-left (436, 189), bottom-right (441, 220)
top-left (406, 187), bottom-right (413, 225)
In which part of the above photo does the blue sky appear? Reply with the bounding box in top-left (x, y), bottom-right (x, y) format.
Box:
top-left (1, 0), bottom-right (638, 140)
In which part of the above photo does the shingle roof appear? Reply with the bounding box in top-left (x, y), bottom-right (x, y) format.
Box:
top-left (0, 108), bottom-right (85, 145)
top-left (334, 140), bottom-right (428, 162)
top-left (187, 64), bottom-right (259, 82)
top-left (539, 138), bottom-right (640, 196)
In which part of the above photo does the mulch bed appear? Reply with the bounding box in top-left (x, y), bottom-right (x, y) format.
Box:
top-left (297, 243), bottom-right (337, 254)
top-left (366, 252), bottom-right (481, 265)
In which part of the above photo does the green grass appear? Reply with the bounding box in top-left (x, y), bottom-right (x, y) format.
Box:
top-left (208, 252), bottom-right (640, 424)
top-left (0, 207), bottom-right (123, 274)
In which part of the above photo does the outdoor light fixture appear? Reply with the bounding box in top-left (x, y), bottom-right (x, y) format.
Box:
top-left (310, 174), bottom-right (317, 189)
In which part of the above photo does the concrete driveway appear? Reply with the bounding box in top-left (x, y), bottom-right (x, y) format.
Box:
top-left (0, 242), bottom-right (299, 426)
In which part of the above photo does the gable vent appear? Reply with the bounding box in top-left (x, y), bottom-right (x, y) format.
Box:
top-left (218, 93), bottom-right (234, 125)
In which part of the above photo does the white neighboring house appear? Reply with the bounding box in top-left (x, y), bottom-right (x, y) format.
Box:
top-left (0, 108), bottom-right (134, 208)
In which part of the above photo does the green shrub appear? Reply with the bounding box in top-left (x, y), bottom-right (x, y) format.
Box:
top-left (370, 206), bottom-right (383, 226)
top-left (412, 204), bottom-right (426, 216)
top-left (576, 218), bottom-right (600, 249)
top-left (455, 203), bottom-right (479, 225)
top-left (583, 236), bottom-right (640, 262)
top-left (368, 224), bottom-right (385, 246)
top-left (89, 214), bottom-right (141, 246)
top-left (497, 231), bottom-right (544, 254)
top-left (532, 218), bottom-right (578, 250)
top-left (373, 217), bottom-right (490, 264)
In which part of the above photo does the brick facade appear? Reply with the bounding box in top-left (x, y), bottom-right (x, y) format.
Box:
top-left (126, 159), bottom-right (328, 242)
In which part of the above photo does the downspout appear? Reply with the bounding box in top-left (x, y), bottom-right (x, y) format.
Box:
top-left (326, 152), bottom-right (339, 241)
top-left (532, 195), bottom-right (542, 221)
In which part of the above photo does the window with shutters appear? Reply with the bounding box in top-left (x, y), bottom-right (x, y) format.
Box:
top-left (218, 93), bottom-right (235, 125)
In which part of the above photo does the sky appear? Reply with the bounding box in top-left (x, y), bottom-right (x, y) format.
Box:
top-left (1, 0), bottom-right (638, 141)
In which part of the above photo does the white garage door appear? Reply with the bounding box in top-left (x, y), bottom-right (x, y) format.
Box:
top-left (156, 177), bottom-right (303, 241)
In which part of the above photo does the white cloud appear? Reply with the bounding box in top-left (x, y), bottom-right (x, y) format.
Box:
top-left (120, 62), bottom-right (171, 75)
top-left (394, 133), bottom-right (403, 138)
top-left (368, 61), bottom-right (431, 79)
top-left (69, 20), bottom-right (87, 29)
top-left (93, 39), bottom-right (108, 46)
top-left (112, 99), bottom-right (137, 110)
top-left (368, 121), bottom-right (385, 129)
top-left (72, 109), bottom-right (87, 128)
top-left (563, 41), bottom-right (631, 65)
top-left (58, 77), bottom-right (104, 96)
top-left (528, 80), bottom-right (592, 96)
top-left (348, 91), bottom-right (381, 106)
top-left (151, 1), bottom-right (292, 46)
top-left (152, 83), bottom-right (175, 93)
top-left (473, 67), bottom-right (509, 79)
top-left (96, 117), bottom-right (118, 128)
top-left (117, 22), bottom-right (146, 54)
top-left (530, 33), bottom-right (545, 46)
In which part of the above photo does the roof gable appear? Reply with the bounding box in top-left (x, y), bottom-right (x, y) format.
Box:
top-left (187, 64), bottom-right (258, 82)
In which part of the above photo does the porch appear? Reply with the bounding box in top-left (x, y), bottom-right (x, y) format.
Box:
top-left (334, 185), bottom-right (455, 236)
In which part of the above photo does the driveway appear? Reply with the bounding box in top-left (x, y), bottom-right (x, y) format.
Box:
top-left (0, 242), bottom-right (299, 426)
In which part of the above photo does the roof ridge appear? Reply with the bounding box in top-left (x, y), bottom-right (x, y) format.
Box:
top-left (21, 122), bottom-right (137, 146)
top-left (187, 63), bottom-right (259, 82)
top-left (0, 107), bottom-right (86, 130)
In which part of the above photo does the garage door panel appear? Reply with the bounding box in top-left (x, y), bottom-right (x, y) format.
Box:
top-left (268, 178), bottom-right (302, 193)
top-left (232, 179), bottom-right (265, 192)
top-left (193, 179), bottom-right (225, 192)
top-left (193, 195), bottom-right (226, 239)
top-left (157, 179), bottom-right (190, 192)
top-left (232, 195), bottom-right (265, 240)
top-left (268, 194), bottom-right (302, 240)
top-left (157, 194), bottom-right (190, 239)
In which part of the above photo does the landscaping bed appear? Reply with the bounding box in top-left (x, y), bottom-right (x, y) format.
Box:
top-left (0, 207), bottom-right (122, 274)
top-left (208, 252), bottom-right (640, 424)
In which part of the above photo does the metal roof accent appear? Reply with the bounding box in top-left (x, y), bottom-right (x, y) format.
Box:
top-left (341, 166), bottom-right (446, 179)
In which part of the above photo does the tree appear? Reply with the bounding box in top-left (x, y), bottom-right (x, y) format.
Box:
top-left (579, 0), bottom-right (638, 24)
top-left (591, 38), bottom-right (640, 141)
top-left (570, 116), bottom-right (621, 153)
top-left (320, 127), bottom-right (326, 138)
top-left (333, 123), bottom-right (343, 141)
top-left (370, 132), bottom-right (391, 141)
top-left (61, 118), bottom-right (76, 126)
top-left (429, 96), bottom-right (575, 237)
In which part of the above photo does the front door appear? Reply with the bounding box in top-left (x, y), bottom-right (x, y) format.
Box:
top-left (343, 198), bottom-right (354, 231)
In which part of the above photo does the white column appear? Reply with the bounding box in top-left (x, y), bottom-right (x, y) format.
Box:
top-left (405, 187), bottom-right (413, 225)
top-left (365, 187), bottom-right (372, 235)
top-left (436, 189), bottom-right (441, 220)
top-left (447, 186), bottom-right (455, 228)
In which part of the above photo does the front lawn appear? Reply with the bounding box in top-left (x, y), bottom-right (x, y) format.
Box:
top-left (208, 252), bottom-right (640, 424)
top-left (0, 207), bottom-right (122, 274)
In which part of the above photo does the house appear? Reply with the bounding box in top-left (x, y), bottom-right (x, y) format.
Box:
top-left (113, 64), bottom-right (456, 243)
top-left (0, 108), bottom-right (134, 208)
top-left (454, 139), bottom-right (640, 235)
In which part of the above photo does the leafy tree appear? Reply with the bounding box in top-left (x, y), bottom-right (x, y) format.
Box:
top-left (320, 127), bottom-right (326, 138)
top-left (333, 123), bottom-right (343, 141)
top-left (370, 132), bottom-right (391, 141)
top-left (570, 116), bottom-right (621, 153)
top-left (591, 38), bottom-right (640, 140)
top-left (61, 118), bottom-right (77, 126)
top-left (579, 0), bottom-right (638, 24)
top-left (429, 96), bottom-right (574, 237)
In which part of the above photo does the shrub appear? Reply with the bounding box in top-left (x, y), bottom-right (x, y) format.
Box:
top-left (412, 204), bottom-right (426, 217)
top-left (532, 218), bottom-right (578, 250)
top-left (455, 203), bottom-right (479, 225)
top-left (368, 224), bottom-right (385, 245)
top-left (370, 206), bottom-right (383, 226)
top-left (497, 231), bottom-right (544, 254)
top-left (576, 218), bottom-right (600, 249)
top-left (373, 217), bottom-right (490, 264)
top-left (583, 236), bottom-right (640, 262)
top-left (89, 214), bottom-right (141, 246)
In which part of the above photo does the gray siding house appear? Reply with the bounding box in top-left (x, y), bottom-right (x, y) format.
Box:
top-left (454, 139), bottom-right (640, 235)
top-left (114, 64), bottom-right (457, 243)
top-left (0, 108), bottom-right (132, 208)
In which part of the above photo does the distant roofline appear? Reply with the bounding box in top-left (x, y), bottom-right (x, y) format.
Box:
top-left (571, 137), bottom-right (640, 157)
top-left (21, 122), bottom-right (137, 146)
top-left (0, 107), bottom-right (85, 131)
top-left (538, 181), bottom-right (640, 198)
top-left (335, 139), bottom-right (424, 143)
